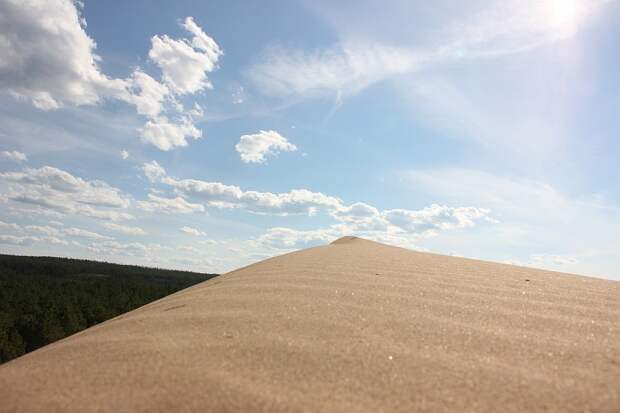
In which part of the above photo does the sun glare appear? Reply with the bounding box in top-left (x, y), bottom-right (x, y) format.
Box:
top-left (547, 0), bottom-right (585, 35)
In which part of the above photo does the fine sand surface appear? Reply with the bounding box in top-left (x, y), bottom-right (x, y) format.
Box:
top-left (1, 237), bottom-right (619, 412)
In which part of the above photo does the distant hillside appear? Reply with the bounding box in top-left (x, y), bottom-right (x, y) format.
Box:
top-left (0, 254), bottom-right (217, 364)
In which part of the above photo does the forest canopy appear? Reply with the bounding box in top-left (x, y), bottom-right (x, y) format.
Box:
top-left (0, 254), bottom-right (216, 364)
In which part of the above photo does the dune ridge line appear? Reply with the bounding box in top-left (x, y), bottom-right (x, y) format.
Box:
top-left (1, 237), bottom-right (618, 412)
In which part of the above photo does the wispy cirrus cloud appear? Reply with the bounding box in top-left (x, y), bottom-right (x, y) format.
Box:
top-left (248, 42), bottom-right (418, 98)
top-left (1, 150), bottom-right (27, 163)
top-left (248, 0), bottom-right (613, 99)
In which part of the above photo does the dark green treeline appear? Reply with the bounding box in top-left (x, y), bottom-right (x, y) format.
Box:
top-left (0, 254), bottom-right (217, 364)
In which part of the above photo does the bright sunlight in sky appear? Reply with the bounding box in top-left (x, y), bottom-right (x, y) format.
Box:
top-left (0, 0), bottom-right (619, 279)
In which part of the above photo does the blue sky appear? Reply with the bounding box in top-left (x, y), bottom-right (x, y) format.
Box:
top-left (0, 0), bottom-right (619, 279)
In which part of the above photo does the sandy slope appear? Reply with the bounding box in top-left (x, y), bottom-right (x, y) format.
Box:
top-left (1, 237), bottom-right (618, 412)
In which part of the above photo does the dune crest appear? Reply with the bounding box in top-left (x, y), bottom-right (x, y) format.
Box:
top-left (1, 238), bottom-right (618, 412)
top-left (330, 235), bottom-right (364, 244)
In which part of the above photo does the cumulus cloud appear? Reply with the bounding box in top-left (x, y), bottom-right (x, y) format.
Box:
top-left (173, 181), bottom-right (342, 215)
top-left (120, 150), bottom-right (129, 160)
top-left (139, 116), bottom-right (202, 151)
top-left (149, 17), bottom-right (222, 95)
top-left (142, 161), bottom-right (494, 229)
top-left (235, 130), bottom-right (297, 164)
top-left (129, 18), bottom-right (218, 150)
top-left (142, 160), bottom-right (168, 183)
top-left (140, 161), bottom-right (492, 247)
top-left (256, 202), bottom-right (492, 251)
top-left (123, 70), bottom-right (169, 118)
top-left (0, 0), bottom-right (126, 109)
top-left (103, 222), bottom-right (147, 236)
top-left (0, 165), bottom-right (133, 221)
top-left (383, 205), bottom-right (491, 234)
top-left (255, 227), bottom-right (335, 250)
top-left (142, 160), bottom-right (342, 215)
top-left (329, 202), bottom-right (388, 231)
top-left (0, 1), bottom-right (218, 152)
top-left (1, 150), bottom-right (27, 163)
top-left (181, 226), bottom-right (206, 236)
top-left (123, 17), bottom-right (218, 151)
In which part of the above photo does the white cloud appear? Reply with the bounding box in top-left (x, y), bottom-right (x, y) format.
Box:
top-left (148, 17), bottom-right (222, 95)
top-left (1, 166), bottom-right (129, 208)
top-left (136, 193), bottom-right (205, 214)
top-left (177, 245), bottom-right (202, 254)
top-left (252, 201), bottom-right (494, 252)
top-left (0, 235), bottom-right (41, 246)
top-left (0, 0), bottom-right (126, 109)
top-left (0, 165), bottom-right (133, 221)
top-left (142, 160), bottom-right (167, 183)
top-left (63, 227), bottom-right (113, 240)
top-left (181, 226), bottom-right (206, 236)
top-left (232, 85), bottom-right (245, 104)
top-left (329, 202), bottom-right (388, 231)
top-left (25, 225), bottom-right (60, 236)
top-left (0, 2), bottom-right (218, 152)
top-left (120, 150), bottom-right (129, 160)
top-left (1, 150), bottom-right (27, 163)
top-left (124, 70), bottom-right (169, 117)
top-left (139, 116), bottom-right (202, 151)
top-left (531, 254), bottom-right (579, 266)
top-left (436, 0), bottom-right (612, 60)
top-left (128, 18), bottom-right (217, 151)
top-left (143, 161), bottom-right (343, 215)
top-left (383, 205), bottom-right (491, 234)
top-left (248, 43), bottom-right (417, 98)
top-left (142, 162), bottom-right (493, 236)
top-left (406, 168), bottom-right (572, 221)
top-left (0, 220), bottom-right (21, 232)
top-left (87, 240), bottom-right (157, 257)
top-left (248, 1), bottom-right (613, 100)
top-left (173, 181), bottom-right (343, 216)
top-left (6, 206), bottom-right (66, 220)
top-left (235, 130), bottom-right (297, 164)
top-left (403, 167), bottom-right (620, 277)
top-left (255, 227), bottom-right (335, 250)
top-left (138, 163), bottom-right (492, 252)
top-left (103, 222), bottom-right (147, 236)
top-left (77, 207), bottom-right (135, 222)
top-left (0, 221), bottom-right (73, 246)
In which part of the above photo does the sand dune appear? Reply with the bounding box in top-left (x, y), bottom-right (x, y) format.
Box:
top-left (1, 237), bottom-right (618, 412)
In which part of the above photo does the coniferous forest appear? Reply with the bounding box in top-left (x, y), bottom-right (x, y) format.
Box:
top-left (0, 254), bottom-right (217, 364)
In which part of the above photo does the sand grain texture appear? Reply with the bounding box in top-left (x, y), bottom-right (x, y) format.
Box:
top-left (1, 237), bottom-right (619, 412)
